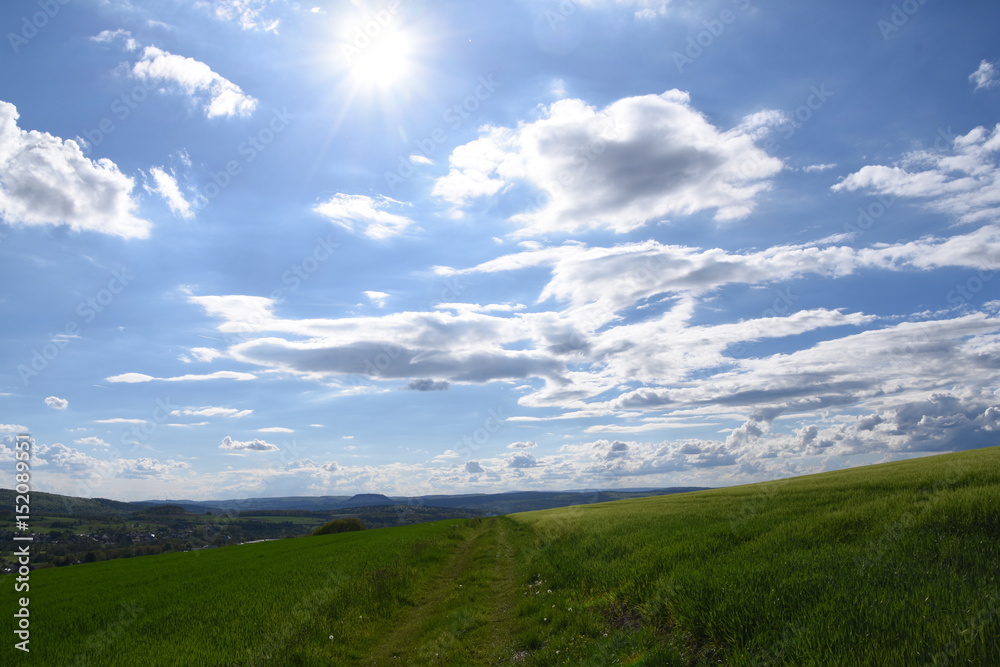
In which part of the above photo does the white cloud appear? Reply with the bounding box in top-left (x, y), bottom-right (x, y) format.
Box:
top-left (507, 452), bottom-right (539, 468)
top-left (0, 424), bottom-right (28, 433)
top-left (833, 124), bottom-right (1000, 224)
top-left (28, 441), bottom-right (189, 481)
top-left (258, 426), bottom-right (294, 433)
top-left (131, 46), bottom-right (257, 118)
top-left (91, 29), bottom-right (138, 51)
top-left (507, 440), bottom-right (537, 449)
top-left (433, 90), bottom-right (783, 236)
top-left (74, 436), bottom-right (110, 447)
top-left (93, 418), bottom-right (148, 424)
top-left (170, 406), bottom-right (253, 418)
top-left (106, 370), bottom-right (256, 383)
top-left (970, 60), bottom-right (998, 91)
top-left (45, 396), bottom-right (69, 410)
top-left (409, 154), bottom-right (433, 166)
top-left (803, 163), bottom-right (836, 173)
top-left (0, 101), bottom-right (150, 238)
top-left (213, 0), bottom-right (281, 32)
top-left (364, 290), bottom-right (390, 307)
top-left (577, 0), bottom-right (673, 20)
top-left (313, 194), bottom-right (415, 239)
top-left (219, 436), bottom-right (279, 451)
top-left (146, 167), bottom-right (193, 218)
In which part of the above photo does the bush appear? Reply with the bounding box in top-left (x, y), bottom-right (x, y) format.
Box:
top-left (313, 517), bottom-right (366, 536)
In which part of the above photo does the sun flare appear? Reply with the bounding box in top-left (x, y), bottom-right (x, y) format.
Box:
top-left (346, 29), bottom-right (414, 89)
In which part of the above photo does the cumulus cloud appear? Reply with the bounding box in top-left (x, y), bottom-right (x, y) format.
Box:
top-left (258, 427), bottom-right (294, 433)
top-left (433, 90), bottom-right (783, 236)
top-left (507, 440), bottom-right (537, 450)
top-left (833, 124), bottom-right (1000, 224)
top-left (313, 194), bottom-right (415, 239)
top-left (507, 452), bottom-right (539, 468)
top-left (364, 290), bottom-right (390, 308)
top-left (465, 460), bottom-right (485, 473)
top-left (74, 436), bottom-right (110, 447)
top-left (131, 46), bottom-right (257, 118)
top-left (0, 101), bottom-right (150, 238)
top-left (0, 424), bottom-right (28, 433)
top-left (30, 442), bottom-right (189, 480)
top-left (146, 167), bottom-right (193, 218)
top-left (44, 396), bottom-right (69, 410)
top-left (970, 60), bottom-right (998, 91)
top-left (404, 378), bottom-right (450, 391)
top-left (219, 436), bottom-right (279, 451)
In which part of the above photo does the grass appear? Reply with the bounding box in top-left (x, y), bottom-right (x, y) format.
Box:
top-left (3, 447), bottom-right (999, 665)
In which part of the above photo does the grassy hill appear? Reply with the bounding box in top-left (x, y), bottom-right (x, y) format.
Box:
top-left (0, 488), bottom-right (147, 517)
top-left (3, 447), bottom-right (999, 665)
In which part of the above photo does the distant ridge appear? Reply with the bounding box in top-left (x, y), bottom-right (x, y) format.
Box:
top-left (0, 487), bottom-right (710, 517)
top-left (340, 493), bottom-right (395, 507)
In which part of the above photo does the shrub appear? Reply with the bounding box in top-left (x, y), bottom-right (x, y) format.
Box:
top-left (313, 517), bottom-right (366, 536)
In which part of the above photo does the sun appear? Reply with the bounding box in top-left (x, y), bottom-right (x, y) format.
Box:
top-left (345, 28), bottom-right (414, 90)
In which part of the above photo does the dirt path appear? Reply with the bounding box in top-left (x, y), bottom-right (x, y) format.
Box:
top-left (362, 518), bottom-right (523, 665)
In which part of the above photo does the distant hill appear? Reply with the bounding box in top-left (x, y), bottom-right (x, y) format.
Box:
top-left (10, 447), bottom-right (999, 665)
top-left (0, 486), bottom-right (711, 519)
top-left (0, 488), bottom-right (151, 517)
top-left (340, 493), bottom-right (396, 507)
top-left (136, 487), bottom-right (710, 515)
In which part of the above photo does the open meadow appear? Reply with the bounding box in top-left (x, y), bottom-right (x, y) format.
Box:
top-left (3, 446), bottom-right (999, 665)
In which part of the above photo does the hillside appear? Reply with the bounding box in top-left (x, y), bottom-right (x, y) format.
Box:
top-left (3, 448), bottom-right (998, 665)
top-left (137, 487), bottom-right (709, 514)
top-left (0, 488), bottom-right (148, 517)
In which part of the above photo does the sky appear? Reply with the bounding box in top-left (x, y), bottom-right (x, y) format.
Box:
top-left (1, 0), bottom-right (999, 502)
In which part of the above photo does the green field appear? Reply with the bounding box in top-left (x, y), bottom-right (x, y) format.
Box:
top-left (4, 447), bottom-right (999, 665)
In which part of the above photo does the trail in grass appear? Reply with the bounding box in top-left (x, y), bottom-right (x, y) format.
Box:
top-left (362, 517), bottom-right (523, 665)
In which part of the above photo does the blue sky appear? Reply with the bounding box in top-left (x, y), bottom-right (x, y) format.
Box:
top-left (2, 0), bottom-right (999, 501)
